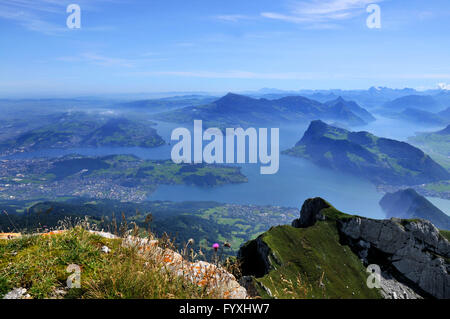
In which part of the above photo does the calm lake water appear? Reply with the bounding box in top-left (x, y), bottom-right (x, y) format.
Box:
top-left (5, 120), bottom-right (450, 219)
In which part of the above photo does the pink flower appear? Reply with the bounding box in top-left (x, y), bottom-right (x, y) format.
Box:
top-left (212, 243), bottom-right (220, 251)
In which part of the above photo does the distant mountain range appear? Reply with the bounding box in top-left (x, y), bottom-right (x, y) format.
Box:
top-left (366, 93), bottom-right (450, 126)
top-left (0, 112), bottom-right (165, 154)
top-left (379, 188), bottom-right (450, 230)
top-left (283, 120), bottom-right (450, 186)
top-left (243, 87), bottom-right (450, 109)
top-left (155, 93), bottom-right (374, 127)
top-left (383, 95), bottom-right (445, 113)
top-left (114, 96), bottom-right (217, 114)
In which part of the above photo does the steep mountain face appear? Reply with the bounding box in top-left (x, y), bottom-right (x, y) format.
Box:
top-left (283, 120), bottom-right (450, 186)
top-left (379, 189), bottom-right (450, 230)
top-left (339, 213), bottom-right (450, 299)
top-left (325, 97), bottom-right (376, 123)
top-left (155, 93), bottom-right (370, 127)
top-left (238, 198), bottom-right (450, 299)
top-left (238, 199), bottom-right (382, 299)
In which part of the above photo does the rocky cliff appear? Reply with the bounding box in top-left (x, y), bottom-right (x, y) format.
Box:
top-left (338, 215), bottom-right (449, 298)
top-left (238, 198), bottom-right (450, 299)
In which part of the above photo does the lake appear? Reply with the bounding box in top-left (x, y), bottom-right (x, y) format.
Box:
top-left (5, 119), bottom-right (450, 219)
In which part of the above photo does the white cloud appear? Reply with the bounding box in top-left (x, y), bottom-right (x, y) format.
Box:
top-left (438, 83), bottom-right (450, 90)
top-left (0, 5), bottom-right (66, 34)
top-left (57, 52), bottom-right (165, 68)
top-left (214, 14), bottom-right (253, 22)
top-left (262, 0), bottom-right (383, 25)
top-left (57, 53), bottom-right (135, 68)
top-left (0, 0), bottom-right (118, 34)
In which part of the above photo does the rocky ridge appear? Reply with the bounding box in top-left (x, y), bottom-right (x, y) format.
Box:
top-left (300, 198), bottom-right (450, 299)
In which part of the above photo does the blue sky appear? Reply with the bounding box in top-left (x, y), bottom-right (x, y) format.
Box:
top-left (1, 0), bottom-right (450, 97)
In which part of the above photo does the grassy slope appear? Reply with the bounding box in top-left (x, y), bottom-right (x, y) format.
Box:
top-left (409, 133), bottom-right (450, 170)
top-left (284, 122), bottom-right (450, 187)
top-left (250, 207), bottom-right (382, 299)
top-left (424, 180), bottom-right (450, 193)
top-left (0, 228), bottom-right (215, 299)
top-left (43, 156), bottom-right (248, 187)
top-left (440, 229), bottom-right (450, 242)
top-left (0, 115), bottom-right (165, 151)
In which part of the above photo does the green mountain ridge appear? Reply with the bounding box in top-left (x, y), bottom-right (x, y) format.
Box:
top-left (155, 93), bottom-right (372, 127)
top-left (0, 113), bottom-right (165, 154)
top-left (325, 97), bottom-right (376, 123)
top-left (238, 197), bottom-right (450, 299)
top-left (284, 120), bottom-right (450, 186)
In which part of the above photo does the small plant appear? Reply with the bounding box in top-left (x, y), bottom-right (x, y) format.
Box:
top-left (0, 220), bottom-right (235, 299)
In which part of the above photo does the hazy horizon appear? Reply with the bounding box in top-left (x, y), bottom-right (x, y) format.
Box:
top-left (1, 0), bottom-right (450, 96)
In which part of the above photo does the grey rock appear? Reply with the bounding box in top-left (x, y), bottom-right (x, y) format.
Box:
top-left (101, 245), bottom-right (111, 254)
top-left (3, 288), bottom-right (27, 299)
top-left (292, 198), bottom-right (329, 228)
top-left (339, 217), bottom-right (450, 299)
top-left (379, 270), bottom-right (422, 299)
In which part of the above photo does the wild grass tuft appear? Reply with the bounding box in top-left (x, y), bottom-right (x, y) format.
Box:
top-left (0, 225), bottom-right (222, 299)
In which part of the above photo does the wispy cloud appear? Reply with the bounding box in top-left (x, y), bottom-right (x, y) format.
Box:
top-left (80, 53), bottom-right (136, 68)
top-left (0, 4), bottom-right (66, 34)
top-left (57, 52), bottom-right (166, 68)
top-left (57, 53), bottom-right (135, 68)
top-left (214, 14), bottom-right (254, 22)
top-left (262, 0), bottom-right (383, 26)
top-left (0, 0), bottom-right (117, 34)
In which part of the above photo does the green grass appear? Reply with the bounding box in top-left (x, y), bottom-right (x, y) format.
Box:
top-left (424, 180), bottom-right (450, 193)
top-left (239, 201), bottom-right (381, 299)
top-left (409, 133), bottom-right (450, 170)
top-left (284, 122), bottom-right (450, 187)
top-left (440, 229), bottom-right (450, 242)
top-left (324, 128), bottom-right (349, 140)
top-left (254, 222), bottom-right (382, 299)
top-left (319, 206), bottom-right (354, 221)
top-left (0, 228), bottom-right (218, 299)
top-left (282, 145), bottom-right (310, 159)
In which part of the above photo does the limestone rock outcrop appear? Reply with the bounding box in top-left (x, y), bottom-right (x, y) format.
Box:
top-left (338, 217), bottom-right (450, 299)
top-left (291, 197), bottom-right (329, 228)
top-left (291, 197), bottom-right (450, 299)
